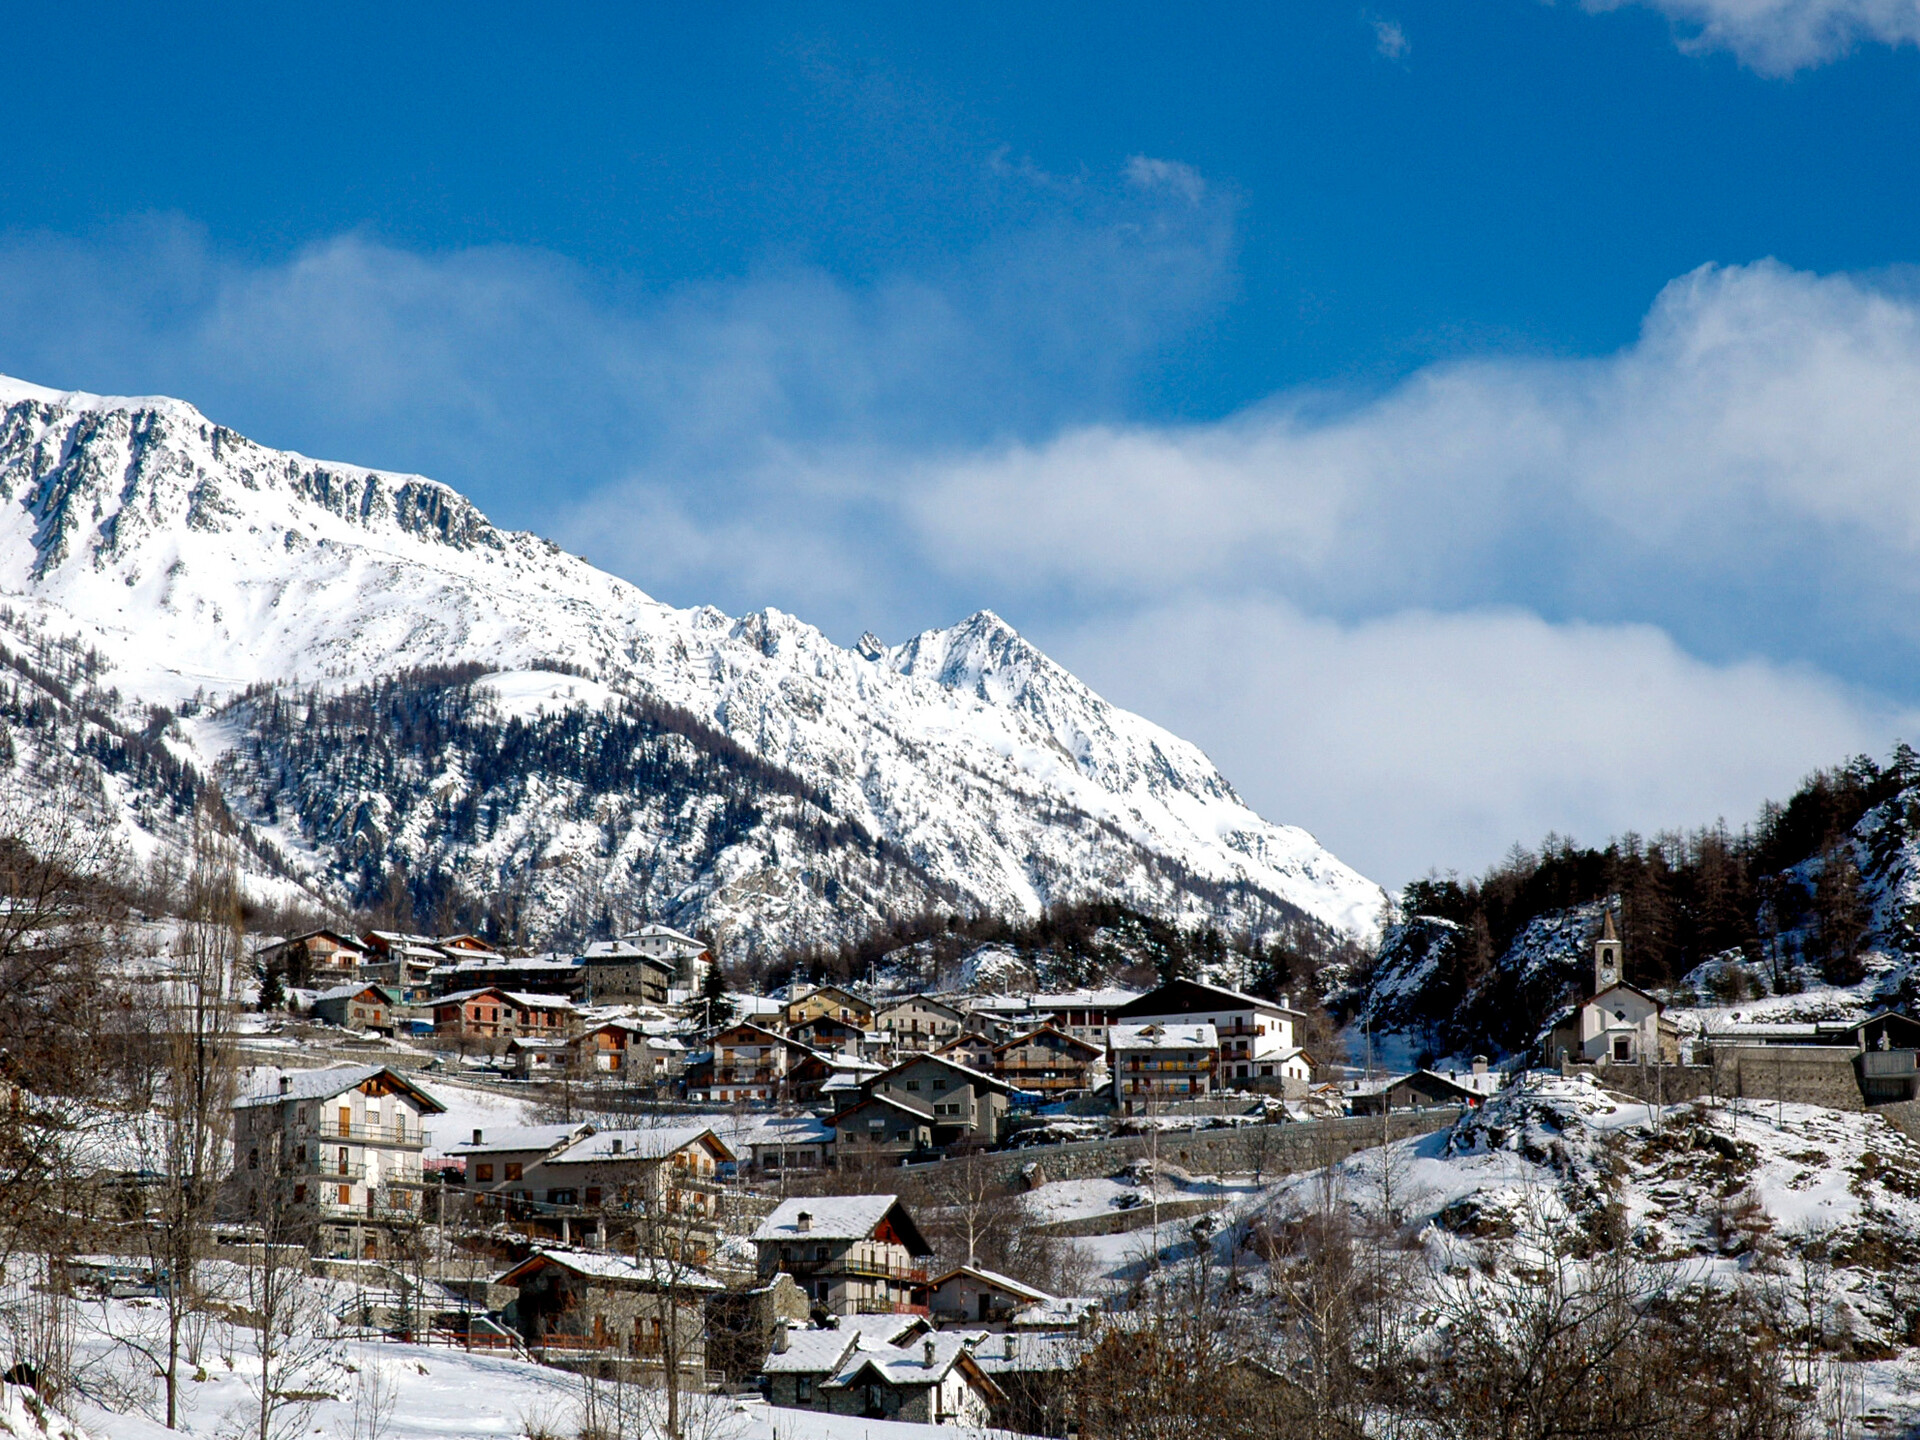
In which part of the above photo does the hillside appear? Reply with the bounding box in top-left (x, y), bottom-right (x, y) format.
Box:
top-left (1348, 748), bottom-right (1920, 1065)
top-left (0, 375), bottom-right (1383, 955)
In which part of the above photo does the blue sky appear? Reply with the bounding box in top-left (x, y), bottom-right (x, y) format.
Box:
top-left (3, 1), bottom-right (1919, 886)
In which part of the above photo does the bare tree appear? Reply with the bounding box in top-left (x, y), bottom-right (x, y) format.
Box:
top-left (232, 1133), bottom-right (340, 1440)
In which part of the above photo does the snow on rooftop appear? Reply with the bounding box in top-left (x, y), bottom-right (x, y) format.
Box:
top-left (754, 1195), bottom-right (901, 1242)
top-left (1110, 1022), bottom-right (1217, 1050)
top-left (448, 1123), bottom-right (590, 1155)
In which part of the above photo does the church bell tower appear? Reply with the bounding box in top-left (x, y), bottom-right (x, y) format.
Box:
top-left (1594, 909), bottom-right (1622, 993)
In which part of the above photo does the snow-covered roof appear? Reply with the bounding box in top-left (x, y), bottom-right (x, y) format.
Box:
top-left (970, 1331), bottom-right (1092, 1374)
top-left (546, 1125), bottom-right (731, 1165)
top-left (432, 987), bottom-right (575, 1008)
top-left (235, 1065), bottom-right (444, 1112)
top-left (1010, 1296), bottom-right (1099, 1330)
top-left (754, 1195), bottom-right (908, 1243)
top-left (1032, 988), bottom-right (1142, 1009)
top-left (497, 1248), bottom-right (723, 1291)
top-left (762, 1330), bottom-right (858, 1375)
top-left (448, 1123), bottom-right (591, 1155)
top-left (1109, 1022), bottom-right (1217, 1051)
top-left (930, 1264), bottom-right (1053, 1303)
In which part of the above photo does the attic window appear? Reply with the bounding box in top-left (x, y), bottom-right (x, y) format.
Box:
top-left (1614, 1009), bottom-right (1627, 1022)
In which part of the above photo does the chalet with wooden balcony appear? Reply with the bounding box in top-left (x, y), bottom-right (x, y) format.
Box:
top-left (231, 1064), bottom-right (446, 1260)
top-left (430, 987), bottom-right (577, 1044)
top-left (753, 1195), bottom-right (933, 1316)
top-left (784, 985), bottom-right (875, 1031)
top-left (496, 1249), bottom-right (722, 1383)
top-left (991, 1026), bottom-right (1106, 1096)
top-left (252, 928), bottom-right (365, 988)
top-left (689, 1022), bottom-right (818, 1103)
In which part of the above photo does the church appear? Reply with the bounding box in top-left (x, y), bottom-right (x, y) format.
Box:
top-left (1544, 910), bottom-right (1683, 1067)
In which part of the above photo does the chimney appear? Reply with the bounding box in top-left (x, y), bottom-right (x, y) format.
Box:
top-left (472, 1128), bottom-right (483, 1144)
top-left (795, 1211), bottom-right (812, 1234)
top-left (279, 1075), bottom-right (291, 1095)
top-left (611, 1137), bottom-right (623, 1154)
top-left (1004, 1333), bottom-right (1016, 1361)
top-left (924, 1338), bottom-right (937, 1368)
top-left (1472, 1056), bottom-right (1488, 1078)
top-left (1282, 994), bottom-right (1292, 1011)
top-left (773, 1318), bottom-right (789, 1354)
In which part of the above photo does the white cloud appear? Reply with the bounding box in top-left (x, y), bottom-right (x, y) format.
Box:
top-left (1123, 156), bottom-right (1207, 204)
top-left (1371, 17), bottom-right (1412, 61)
top-left (1052, 597), bottom-right (1912, 886)
top-left (907, 260), bottom-right (1920, 668)
top-left (1587, 0), bottom-right (1920, 73)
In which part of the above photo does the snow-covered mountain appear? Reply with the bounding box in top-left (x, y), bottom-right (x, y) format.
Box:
top-left (0, 375), bottom-right (1384, 953)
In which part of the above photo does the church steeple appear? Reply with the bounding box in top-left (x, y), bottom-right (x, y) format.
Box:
top-left (1594, 908), bottom-right (1622, 993)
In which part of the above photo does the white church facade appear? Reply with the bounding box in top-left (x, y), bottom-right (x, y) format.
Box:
top-left (1546, 910), bottom-right (1683, 1067)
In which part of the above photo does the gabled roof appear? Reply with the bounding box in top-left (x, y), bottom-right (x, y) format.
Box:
top-left (870, 1052), bottom-right (1013, 1095)
top-left (449, 1122), bottom-right (592, 1156)
top-left (761, 1329), bottom-right (859, 1375)
top-left (787, 984), bottom-right (873, 1013)
top-left (432, 986), bottom-right (575, 1009)
top-left (875, 994), bottom-right (967, 1022)
top-left (309, 982), bottom-right (392, 1004)
top-left (1109, 1022), bottom-right (1217, 1050)
top-left (1113, 979), bottom-right (1306, 1021)
top-left (993, 1025), bottom-right (1102, 1059)
top-left (823, 1334), bottom-right (1003, 1402)
top-left (495, 1248), bottom-right (723, 1291)
top-left (545, 1125), bottom-right (735, 1166)
top-left (1587, 980), bottom-right (1663, 1013)
top-left (753, 1195), bottom-right (931, 1254)
top-left (234, 1064), bottom-right (446, 1114)
top-left (929, 1264), bottom-right (1054, 1303)
top-left (826, 1092), bottom-right (935, 1128)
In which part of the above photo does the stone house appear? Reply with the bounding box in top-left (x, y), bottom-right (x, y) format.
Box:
top-left (253, 929), bottom-right (365, 988)
top-left (818, 1332), bottom-right (1003, 1426)
top-left (496, 1249), bottom-right (722, 1383)
top-left (752, 1194), bottom-right (932, 1316)
top-left (430, 987), bottom-right (577, 1046)
top-left (691, 1022), bottom-right (819, 1103)
top-left (825, 1094), bottom-right (935, 1166)
top-left (1113, 979), bottom-right (1309, 1085)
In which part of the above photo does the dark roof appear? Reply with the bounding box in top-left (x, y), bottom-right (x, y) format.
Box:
top-left (1112, 979), bottom-right (1306, 1021)
top-left (993, 1025), bottom-right (1102, 1059)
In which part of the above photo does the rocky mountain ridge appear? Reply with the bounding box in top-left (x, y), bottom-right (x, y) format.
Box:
top-left (0, 375), bottom-right (1384, 954)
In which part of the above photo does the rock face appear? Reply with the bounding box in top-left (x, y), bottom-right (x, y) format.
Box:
top-left (0, 376), bottom-right (1385, 953)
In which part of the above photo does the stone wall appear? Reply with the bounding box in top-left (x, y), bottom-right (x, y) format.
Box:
top-left (1711, 1045), bottom-right (1866, 1112)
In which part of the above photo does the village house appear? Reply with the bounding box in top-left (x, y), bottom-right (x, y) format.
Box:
top-left (1543, 912), bottom-right (1683, 1068)
top-left (761, 1315), bottom-right (932, 1411)
top-left (873, 995), bottom-right (968, 1049)
top-left (430, 987), bottom-right (578, 1045)
top-left (428, 955), bottom-right (586, 1000)
top-left (253, 929), bottom-right (365, 988)
top-left (472, 1125), bottom-right (734, 1251)
top-left (972, 1329), bottom-right (1095, 1436)
top-left (571, 1020), bottom-right (686, 1086)
top-left (231, 1065), bottom-right (446, 1260)
top-left (577, 940), bottom-right (678, 1005)
top-left (926, 1264), bottom-right (1058, 1328)
top-left (1109, 1022), bottom-right (1218, 1114)
top-left (307, 982), bottom-right (398, 1034)
top-left (1113, 979), bottom-right (1311, 1089)
top-left (752, 1195), bottom-right (932, 1316)
top-left (1027, 988), bottom-right (1142, 1047)
top-left (931, 1031), bottom-right (1000, 1072)
top-left (496, 1249), bottom-right (722, 1382)
top-left (813, 1332), bottom-right (1003, 1426)
top-left (690, 1022), bottom-right (819, 1103)
top-left (357, 931), bottom-right (454, 1001)
top-left (991, 1026), bottom-right (1107, 1096)
top-left (1350, 1060), bottom-right (1501, 1115)
top-left (719, 1115), bottom-right (837, 1174)
top-left (785, 985), bottom-right (876, 1031)
top-left (449, 1123), bottom-right (593, 1198)
top-left (787, 1012), bottom-right (870, 1057)
top-left (861, 1053), bottom-right (1013, 1148)
top-left (825, 1094), bottom-right (935, 1166)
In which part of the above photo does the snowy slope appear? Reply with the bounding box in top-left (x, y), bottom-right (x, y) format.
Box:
top-left (0, 377), bottom-right (1383, 950)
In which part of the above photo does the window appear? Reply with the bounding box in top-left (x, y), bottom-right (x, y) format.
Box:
top-left (797, 1377), bottom-right (813, 1404)
top-left (814, 1245), bottom-right (829, 1262)
top-left (505, 1162), bottom-right (523, 1181)
top-left (1613, 1037), bottom-right (1632, 1062)
top-left (905, 1080), bottom-right (921, 1091)
top-left (475, 1163), bottom-right (494, 1182)
top-left (293, 1185), bottom-right (306, 1203)
top-left (247, 1148), bottom-right (259, 1170)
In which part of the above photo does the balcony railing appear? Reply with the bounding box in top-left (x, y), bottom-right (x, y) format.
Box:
top-left (776, 1257), bottom-right (928, 1284)
top-left (307, 1121), bottom-right (430, 1147)
top-left (1859, 1050), bottom-right (1918, 1077)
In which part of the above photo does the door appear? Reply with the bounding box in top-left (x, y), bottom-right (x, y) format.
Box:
top-left (338, 1106), bottom-right (352, 1137)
